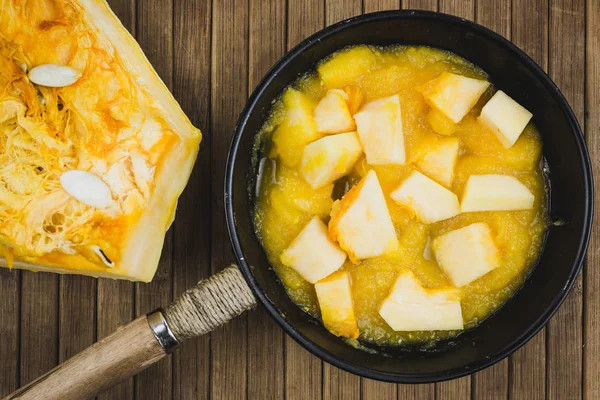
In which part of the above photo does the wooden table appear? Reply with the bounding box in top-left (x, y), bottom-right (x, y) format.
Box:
top-left (0, 0), bottom-right (597, 399)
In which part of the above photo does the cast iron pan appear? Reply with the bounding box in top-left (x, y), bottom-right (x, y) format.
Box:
top-left (8, 10), bottom-right (593, 400)
top-left (225, 10), bottom-right (593, 382)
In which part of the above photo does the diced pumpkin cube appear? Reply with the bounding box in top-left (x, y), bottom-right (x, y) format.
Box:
top-left (433, 223), bottom-right (500, 287)
top-left (478, 90), bottom-right (533, 148)
top-left (329, 170), bottom-right (398, 262)
top-left (420, 72), bottom-right (489, 123)
top-left (300, 132), bottom-right (363, 189)
top-left (276, 166), bottom-right (334, 216)
top-left (271, 88), bottom-right (320, 167)
top-left (379, 270), bottom-right (463, 331)
top-left (353, 94), bottom-right (405, 165)
top-left (427, 108), bottom-right (457, 136)
top-left (315, 270), bottom-right (359, 339)
top-left (359, 65), bottom-right (411, 102)
top-left (460, 174), bottom-right (534, 212)
top-left (416, 137), bottom-right (460, 187)
top-left (342, 85), bottom-right (364, 115)
top-left (317, 46), bottom-right (377, 89)
top-left (314, 89), bottom-right (356, 134)
top-left (390, 171), bottom-right (460, 224)
top-left (280, 217), bottom-right (347, 284)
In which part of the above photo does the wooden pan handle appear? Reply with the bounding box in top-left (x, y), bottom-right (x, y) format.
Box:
top-left (6, 266), bottom-right (256, 400)
top-left (5, 315), bottom-right (166, 400)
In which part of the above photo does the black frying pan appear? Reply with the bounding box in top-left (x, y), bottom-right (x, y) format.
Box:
top-left (8, 11), bottom-right (592, 400)
top-left (225, 10), bottom-right (593, 383)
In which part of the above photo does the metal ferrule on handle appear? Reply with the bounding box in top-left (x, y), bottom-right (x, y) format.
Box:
top-left (147, 309), bottom-right (181, 354)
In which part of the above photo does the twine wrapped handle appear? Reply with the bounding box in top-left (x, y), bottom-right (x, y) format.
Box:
top-left (7, 265), bottom-right (258, 400)
top-left (166, 265), bottom-right (257, 340)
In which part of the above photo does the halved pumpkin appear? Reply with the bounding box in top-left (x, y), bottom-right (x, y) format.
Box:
top-left (0, 0), bottom-right (201, 281)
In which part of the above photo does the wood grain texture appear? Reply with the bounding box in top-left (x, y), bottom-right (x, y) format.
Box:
top-left (59, 276), bottom-right (96, 361)
top-left (584, 2), bottom-right (600, 399)
top-left (134, 1), bottom-right (175, 399)
top-left (6, 316), bottom-right (166, 400)
top-left (323, 362), bottom-right (361, 400)
top-left (398, 384), bottom-right (435, 399)
top-left (19, 272), bottom-right (58, 386)
top-left (508, 0), bottom-right (549, 398)
top-left (2, 1), bottom-right (599, 399)
top-left (247, 1), bottom-right (286, 398)
top-left (96, 2), bottom-right (136, 400)
top-left (364, 0), bottom-right (399, 12)
top-left (0, 268), bottom-right (19, 397)
top-left (97, 279), bottom-right (135, 400)
top-left (285, 339), bottom-right (323, 400)
top-left (361, 379), bottom-right (396, 400)
top-left (402, 0), bottom-right (436, 11)
top-left (547, 1), bottom-right (586, 400)
top-left (287, 0), bottom-right (325, 49)
top-left (171, 0), bottom-right (213, 399)
top-left (439, 0), bottom-right (473, 16)
top-left (210, 0), bottom-right (249, 399)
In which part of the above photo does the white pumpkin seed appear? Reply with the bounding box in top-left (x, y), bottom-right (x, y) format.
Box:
top-left (28, 64), bottom-right (82, 87)
top-left (60, 170), bottom-right (112, 209)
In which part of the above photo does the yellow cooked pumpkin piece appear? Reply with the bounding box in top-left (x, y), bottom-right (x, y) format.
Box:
top-left (315, 270), bottom-right (360, 339)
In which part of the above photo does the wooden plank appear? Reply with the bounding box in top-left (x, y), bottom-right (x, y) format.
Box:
top-left (323, 362), bottom-right (361, 400)
top-left (546, 1), bottom-right (586, 399)
top-left (437, 378), bottom-right (471, 400)
top-left (402, 0), bottom-right (436, 11)
top-left (284, 2), bottom-right (325, 399)
top-left (19, 272), bottom-right (59, 385)
top-left (0, 268), bottom-right (19, 397)
top-left (439, 0), bottom-right (473, 17)
top-left (134, 1), bottom-right (174, 399)
top-left (440, 0), bottom-right (473, 19)
top-left (210, 0), bottom-right (249, 399)
top-left (171, 0), bottom-right (213, 399)
top-left (475, 0), bottom-right (509, 37)
top-left (584, 2), bottom-right (600, 399)
top-left (97, 279), bottom-right (135, 400)
top-left (364, 0), bottom-right (399, 12)
top-left (247, 0), bottom-right (286, 398)
top-left (287, 0), bottom-right (325, 49)
top-left (508, 1), bottom-right (549, 399)
top-left (285, 339), bottom-right (323, 400)
top-left (96, 2), bottom-right (136, 400)
top-left (510, 335), bottom-right (546, 400)
top-left (58, 276), bottom-right (96, 364)
top-left (326, 0), bottom-right (362, 24)
top-left (398, 384), bottom-right (435, 400)
top-left (470, 1), bottom-right (510, 398)
top-left (361, 379), bottom-right (396, 400)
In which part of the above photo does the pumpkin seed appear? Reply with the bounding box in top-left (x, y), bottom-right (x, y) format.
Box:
top-left (60, 170), bottom-right (112, 209)
top-left (28, 64), bottom-right (82, 87)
